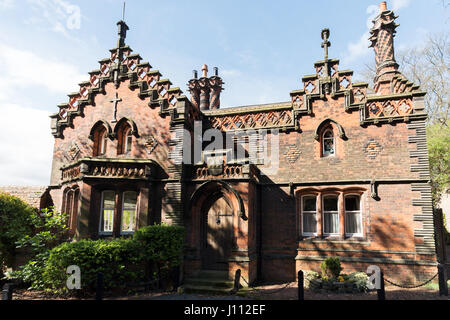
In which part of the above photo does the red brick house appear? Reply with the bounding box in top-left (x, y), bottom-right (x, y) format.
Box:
top-left (47, 2), bottom-right (437, 285)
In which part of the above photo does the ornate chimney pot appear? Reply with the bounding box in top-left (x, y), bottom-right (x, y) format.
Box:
top-left (202, 64), bottom-right (208, 78)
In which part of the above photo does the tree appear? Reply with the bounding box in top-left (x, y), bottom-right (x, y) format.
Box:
top-left (0, 193), bottom-right (35, 276)
top-left (427, 123), bottom-right (450, 205)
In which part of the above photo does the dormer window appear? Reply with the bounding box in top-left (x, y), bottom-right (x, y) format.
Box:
top-left (322, 129), bottom-right (335, 157)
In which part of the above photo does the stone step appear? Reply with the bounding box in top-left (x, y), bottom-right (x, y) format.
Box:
top-left (184, 277), bottom-right (234, 289)
top-left (181, 284), bottom-right (235, 295)
top-left (194, 270), bottom-right (231, 280)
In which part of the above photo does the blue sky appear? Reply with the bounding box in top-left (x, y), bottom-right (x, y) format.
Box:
top-left (0, 0), bottom-right (448, 186)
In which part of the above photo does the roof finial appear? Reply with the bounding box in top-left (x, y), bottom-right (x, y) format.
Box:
top-left (380, 1), bottom-right (387, 12)
top-left (321, 28), bottom-right (331, 61)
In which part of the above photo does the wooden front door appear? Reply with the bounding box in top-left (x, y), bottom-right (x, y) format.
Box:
top-left (202, 195), bottom-right (234, 271)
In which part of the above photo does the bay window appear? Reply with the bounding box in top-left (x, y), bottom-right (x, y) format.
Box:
top-left (100, 190), bottom-right (115, 234)
top-left (99, 190), bottom-right (138, 236)
top-left (121, 191), bottom-right (137, 234)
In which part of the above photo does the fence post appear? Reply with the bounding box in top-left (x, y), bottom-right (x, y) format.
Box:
top-left (438, 264), bottom-right (449, 296)
top-left (298, 270), bottom-right (304, 301)
top-left (230, 269), bottom-right (241, 294)
top-left (377, 272), bottom-right (385, 300)
top-left (96, 272), bottom-right (104, 301)
top-left (1, 283), bottom-right (13, 301)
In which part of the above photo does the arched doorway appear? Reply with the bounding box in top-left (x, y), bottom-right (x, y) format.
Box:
top-left (201, 192), bottom-right (234, 271)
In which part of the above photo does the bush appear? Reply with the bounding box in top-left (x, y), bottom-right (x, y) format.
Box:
top-left (303, 270), bottom-right (320, 289)
top-left (11, 224), bottom-right (185, 295)
top-left (42, 238), bottom-right (143, 294)
top-left (320, 257), bottom-right (343, 279)
top-left (347, 272), bottom-right (369, 292)
top-left (0, 193), bottom-right (35, 274)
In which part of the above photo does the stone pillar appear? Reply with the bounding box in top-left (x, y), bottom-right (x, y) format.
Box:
top-left (76, 182), bottom-right (92, 239)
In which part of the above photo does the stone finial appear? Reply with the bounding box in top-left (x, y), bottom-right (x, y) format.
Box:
top-left (321, 28), bottom-right (331, 61)
top-left (117, 20), bottom-right (129, 48)
top-left (380, 1), bottom-right (387, 12)
top-left (202, 64), bottom-right (208, 78)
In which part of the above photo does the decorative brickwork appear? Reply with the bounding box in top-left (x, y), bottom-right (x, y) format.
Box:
top-left (43, 2), bottom-right (437, 285)
top-left (363, 139), bottom-right (383, 159)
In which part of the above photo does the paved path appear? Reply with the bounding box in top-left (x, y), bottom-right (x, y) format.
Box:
top-left (149, 294), bottom-right (249, 300)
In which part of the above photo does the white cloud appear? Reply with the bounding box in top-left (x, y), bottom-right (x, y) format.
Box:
top-left (0, 43), bottom-right (85, 101)
top-left (0, 0), bottom-right (14, 9)
top-left (342, 5), bottom-right (379, 65)
top-left (26, 0), bottom-right (81, 37)
top-left (392, 0), bottom-right (412, 11)
top-left (221, 69), bottom-right (242, 78)
top-left (0, 103), bottom-right (53, 186)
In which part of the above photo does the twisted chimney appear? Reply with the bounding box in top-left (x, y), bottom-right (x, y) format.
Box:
top-left (187, 64), bottom-right (224, 111)
top-left (369, 2), bottom-right (400, 93)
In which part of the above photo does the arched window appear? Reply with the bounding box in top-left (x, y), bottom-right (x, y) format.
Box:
top-left (62, 186), bottom-right (80, 236)
top-left (99, 129), bottom-right (108, 156)
top-left (322, 129), bottom-right (335, 157)
top-left (115, 119), bottom-right (136, 155)
top-left (90, 121), bottom-right (112, 157)
top-left (122, 127), bottom-right (133, 154)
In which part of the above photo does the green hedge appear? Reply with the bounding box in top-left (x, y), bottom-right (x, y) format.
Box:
top-left (0, 192), bottom-right (35, 273)
top-left (15, 224), bottom-right (184, 295)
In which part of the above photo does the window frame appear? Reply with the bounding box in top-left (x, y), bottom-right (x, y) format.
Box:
top-left (322, 128), bottom-right (335, 158)
top-left (322, 194), bottom-right (340, 237)
top-left (99, 130), bottom-right (108, 156)
top-left (344, 194), bottom-right (363, 238)
top-left (300, 194), bottom-right (318, 237)
top-left (99, 190), bottom-right (115, 236)
top-left (124, 127), bottom-right (133, 154)
top-left (120, 191), bottom-right (138, 235)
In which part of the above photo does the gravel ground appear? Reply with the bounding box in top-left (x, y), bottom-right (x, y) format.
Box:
top-left (10, 282), bottom-right (449, 300)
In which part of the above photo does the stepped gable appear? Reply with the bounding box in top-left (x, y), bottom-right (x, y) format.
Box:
top-left (205, 5), bottom-right (427, 133)
top-left (50, 20), bottom-right (189, 138)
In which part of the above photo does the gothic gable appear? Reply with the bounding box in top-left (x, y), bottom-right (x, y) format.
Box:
top-left (50, 21), bottom-right (186, 139)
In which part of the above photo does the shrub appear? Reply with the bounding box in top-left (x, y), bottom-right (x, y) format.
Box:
top-left (42, 238), bottom-right (144, 294)
top-left (320, 257), bottom-right (343, 279)
top-left (303, 270), bottom-right (320, 289)
top-left (13, 224), bottom-right (185, 295)
top-left (0, 193), bottom-right (35, 274)
top-left (4, 207), bottom-right (69, 289)
top-left (347, 272), bottom-right (369, 292)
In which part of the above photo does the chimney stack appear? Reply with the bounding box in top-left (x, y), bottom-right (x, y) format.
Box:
top-left (369, 1), bottom-right (400, 93)
top-left (187, 64), bottom-right (224, 111)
